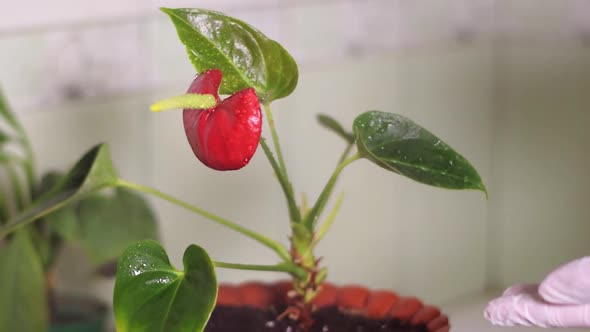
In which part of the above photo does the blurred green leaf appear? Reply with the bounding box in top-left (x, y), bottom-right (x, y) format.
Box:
top-left (0, 230), bottom-right (48, 332)
top-left (353, 111), bottom-right (486, 192)
top-left (47, 205), bottom-right (79, 242)
top-left (35, 171), bottom-right (63, 200)
top-left (38, 172), bottom-right (80, 241)
top-left (114, 240), bottom-right (217, 332)
top-left (79, 188), bottom-right (158, 266)
top-left (0, 89), bottom-right (22, 130)
top-left (162, 7), bottom-right (298, 102)
top-left (0, 143), bottom-right (118, 238)
top-left (317, 114), bottom-right (354, 144)
top-left (0, 90), bottom-right (35, 220)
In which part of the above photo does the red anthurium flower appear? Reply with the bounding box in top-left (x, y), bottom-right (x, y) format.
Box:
top-left (183, 69), bottom-right (262, 171)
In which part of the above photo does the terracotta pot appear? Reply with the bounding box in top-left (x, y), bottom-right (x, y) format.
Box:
top-left (49, 294), bottom-right (107, 332)
top-left (214, 281), bottom-right (450, 332)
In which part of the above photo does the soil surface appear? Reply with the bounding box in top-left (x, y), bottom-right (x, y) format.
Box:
top-left (206, 305), bottom-right (427, 332)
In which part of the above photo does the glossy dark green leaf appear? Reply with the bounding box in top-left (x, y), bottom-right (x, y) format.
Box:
top-left (79, 188), bottom-right (158, 266)
top-left (114, 240), bottom-right (217, 332)
top-left (317, 114), bottom-right (354, 144)
top-left (353, 111), bottom-right (486, 192)
top-left (161, 7), bottom-right (298, 102)
top-left (0, 143), bottom-right (118, 237)
top-left (0, 230), bottom-right (48, 332)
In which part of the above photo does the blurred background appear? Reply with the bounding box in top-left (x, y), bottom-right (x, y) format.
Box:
top-left (1, 0), bottom-right (590, 331)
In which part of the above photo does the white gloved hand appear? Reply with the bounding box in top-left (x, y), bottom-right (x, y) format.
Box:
top-left (484, 256), bottom-right (590, 328)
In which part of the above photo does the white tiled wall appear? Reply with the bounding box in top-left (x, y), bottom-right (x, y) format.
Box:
top-left (2, 0), bottom-right (590, 330)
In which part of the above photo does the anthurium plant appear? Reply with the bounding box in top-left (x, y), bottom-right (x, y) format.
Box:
top-left (0, 7), bottom-right (486, 332)
top-left (0, 93), bottom-right (159, 331)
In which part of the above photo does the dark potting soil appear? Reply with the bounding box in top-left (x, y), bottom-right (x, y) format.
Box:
top-left (206, 306), bottom-right (427, 332)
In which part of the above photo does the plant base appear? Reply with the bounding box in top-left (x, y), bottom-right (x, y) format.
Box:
top-left (214, 281), bottom-right (450, 332)
top-left (207, 305), bottom-right (428, 332)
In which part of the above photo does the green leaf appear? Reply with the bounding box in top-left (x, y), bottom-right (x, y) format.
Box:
top-left (0, 143), bottom-right (118, 238)
top-left (353, 111), bottom-right (486, 192)
top-left (47, 204), bottom-right (79, 241)
top-left (0, 91), bottom-right (34, 217)
top-left (0, 230), bottom-right (48, 332)
top-left (0, 89), bottom-right (22, 130)
top-left (35, 171), bottom-right (63, 200)
top-left (161, 7), bottom-right (298, 102)
top-left (79, 188), bottom-right (158, 266)
top-left (114, 240), bottom-right (217, 332)
top-left (317, 114), bottom-right (354, 144)
top-left (38, 172), bottom-right (80, 241)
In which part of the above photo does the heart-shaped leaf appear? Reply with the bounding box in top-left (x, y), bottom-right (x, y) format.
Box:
top-left (353, 111), bottom-right (486, 192)
top-left (79, 188), bottom-right (158, 266)
top-left (162, 7), bottom-right (298, 103)
top-left (0, 230), bottom-right (48, 332)
top-left (114, 240), bottom-right (217, 332)
top-left (0, 143), bottom-right (118, 237)
top-left (317, 114), bottom-right (354, 144)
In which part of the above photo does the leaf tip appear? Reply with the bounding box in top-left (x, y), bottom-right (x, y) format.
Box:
top-left (479, 183), bottom-right (489, 200)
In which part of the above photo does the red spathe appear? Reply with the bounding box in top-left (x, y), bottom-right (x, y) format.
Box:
top-left (183, 69), bottom-right (262, 171)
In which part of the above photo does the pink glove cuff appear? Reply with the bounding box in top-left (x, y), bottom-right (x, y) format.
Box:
top-left (539, 256), bottom-right (590, 305)
top-left (485, 285), bottom-right (590, 328)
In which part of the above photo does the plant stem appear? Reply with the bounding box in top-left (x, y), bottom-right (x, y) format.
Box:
top-left (337, 143), bottom-right (354, 165)
top-left (263, 103), bottom-right (288, 175)
top-left (312, 192), bottom-right (344, 247)
top-left (304, 154), bottom-right (360, 230)
top-left (214, 261), bottom-right (307, 280)
top-left (261, 104), bottom-right (301, 223)
top-left (116, 179), bottom-right (291, 261)
top-left (259, 138), bottom-right (301, 223)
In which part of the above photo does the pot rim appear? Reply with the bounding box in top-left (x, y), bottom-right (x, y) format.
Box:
top-left (215, 281), bottom-right (450, 332)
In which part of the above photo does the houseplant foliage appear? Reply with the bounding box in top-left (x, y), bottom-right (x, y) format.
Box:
top-left (0, 7), bottom-right (486, 332)
top-left (0, 93), bottom-right (159, 332)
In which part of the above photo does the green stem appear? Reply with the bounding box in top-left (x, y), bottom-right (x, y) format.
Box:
top-left (262, 104), bottom-right (300, 223)
top-left (214, 261), bottom-right (307, 280)
top-left (304, 154), bottom-right (360, 230)
top-left (312, 192), bottom-right (344, 247)
top-left (150, 94), bottom-right (217, 112)
top-left (116, 179), bottom-right (290, 261)
top-left (259, 138), bottom-right (301, 223)
top-left (338, 143), bottom-right (354, 165)
top-left (263, 103), bottom-right (288, 175)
